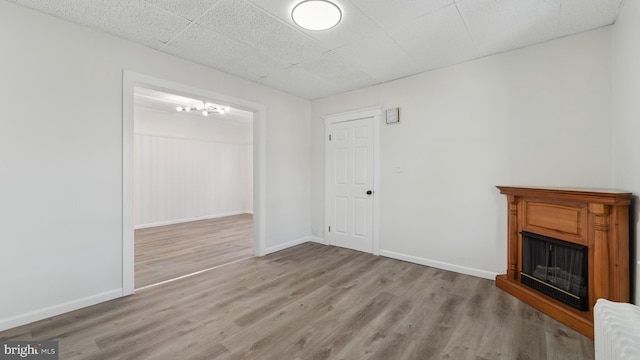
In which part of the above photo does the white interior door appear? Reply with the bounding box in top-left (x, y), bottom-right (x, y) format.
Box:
top-left (326, 117), bottom-right (374, 253)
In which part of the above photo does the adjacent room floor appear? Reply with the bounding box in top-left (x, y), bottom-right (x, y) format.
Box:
top-left (0, 243), bottom-right (594, 359)
top-left (135, 214), bottom-right (253, 288)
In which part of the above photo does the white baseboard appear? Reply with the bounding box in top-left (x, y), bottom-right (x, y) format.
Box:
top-left (309, 236), bottom-right (328, 245)
top-left (379, 250), bottom-right (498, 280)
top-left (0, 289), bottom-right (122, 332)
top-left (264, 236), bottom-right (311, 255)
top-left (134, 211), bottom-right (252, 229)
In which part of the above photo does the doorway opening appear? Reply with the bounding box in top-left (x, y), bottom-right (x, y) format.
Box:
top-left (133, 86), bottom-right (254, 289)
top-left (122, 71), bottom-right (267, 295)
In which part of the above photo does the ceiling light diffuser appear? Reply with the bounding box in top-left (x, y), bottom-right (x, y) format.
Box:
top-left (292, 0), bottom-right (342, 31)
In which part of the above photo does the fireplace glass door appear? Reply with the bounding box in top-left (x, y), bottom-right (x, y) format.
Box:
top-left (521, 231), bottom-right (589, 310)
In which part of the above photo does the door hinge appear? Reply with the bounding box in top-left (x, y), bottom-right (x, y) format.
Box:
top-left (329, 134), bottom-right (332, 141)
top-left (328, 226), bottom-right (331, 232)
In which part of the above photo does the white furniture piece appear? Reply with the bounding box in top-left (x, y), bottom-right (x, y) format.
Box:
top-left (594, 298), bottom-right (640, 360)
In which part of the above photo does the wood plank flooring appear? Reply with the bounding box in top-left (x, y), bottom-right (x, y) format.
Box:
top-left (0, 243), bottom-right (595, 359)
top-left (135, 214), bottom-right (253, 288)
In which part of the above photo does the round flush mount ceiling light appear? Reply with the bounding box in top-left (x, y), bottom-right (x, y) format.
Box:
top-left (291, 0), bottom-right (342, 31)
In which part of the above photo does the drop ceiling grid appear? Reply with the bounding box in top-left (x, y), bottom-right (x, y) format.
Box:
top-left (9, 0), bottom-right (192, 49)
top-left (349, 0), bottom-right (456, 31)
top-left (456, 0), bottom-right (562, 57)
top-left (141, 0), bottom-right (221, 22)
top-left (5, 0), bottom-right (626, 100)
top-left (293, 50), bottom-right (378, 91)
top-left (332, 30), bottom-right (424, 83)
top-left (256, 65), bottom-right (344, 100)
top-left (179, 0), bottom-right (390, 97)
top-left (388, 4), bottom-right (480, 70)
top-left (557, 0), bottom-right (624, 35)
top-left (192, 0), bottom-right (328, 66)
top-left (246, 0), bottom-right (381, 50)
top-left (162, 24), bottom-right (291, 81)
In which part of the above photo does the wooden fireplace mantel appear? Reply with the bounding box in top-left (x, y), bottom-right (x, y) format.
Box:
top-left (495, 186), bottom-right (631, 338)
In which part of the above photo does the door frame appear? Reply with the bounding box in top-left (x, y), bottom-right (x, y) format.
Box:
top-left (323, 106), bottom-right (381, 255)
top-left (122, 70), bottom-right (267, 295)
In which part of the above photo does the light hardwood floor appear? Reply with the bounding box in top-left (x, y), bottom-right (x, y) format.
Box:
top-left (135, 214), bottom-right (253, 288)
top-left (0, 243), bottom-right (594, 359)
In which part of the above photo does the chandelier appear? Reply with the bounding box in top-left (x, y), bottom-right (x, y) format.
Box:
top-left (176, 102), bottom-right (231, 116)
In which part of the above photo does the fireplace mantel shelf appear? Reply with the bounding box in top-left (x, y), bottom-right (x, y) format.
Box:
top-left (496, 186), bottom-right (631, 339)
top-left (497, 186), bottom-right (631, 205)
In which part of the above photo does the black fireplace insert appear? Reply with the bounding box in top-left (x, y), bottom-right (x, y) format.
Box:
top-left (520, 231), bottom-right (589, 311)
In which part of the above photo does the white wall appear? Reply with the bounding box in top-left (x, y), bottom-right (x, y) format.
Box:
top-left (311, 28), bottom-right (613, 278)
top-left (134, 107), bottom-right (253, 228)
top-left (0, 1), bottom-right (310, 331)
top-left (612, 0), bottom-right (640, 303)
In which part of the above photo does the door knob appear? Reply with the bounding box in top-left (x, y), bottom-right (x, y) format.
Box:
top-left (366, 190), bottom-right (373, 195)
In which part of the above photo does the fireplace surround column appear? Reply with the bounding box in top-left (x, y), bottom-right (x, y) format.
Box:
top-left (507, 195), bottom-right (518, 280)
top-left (590, 203), bottom-right (610, 301)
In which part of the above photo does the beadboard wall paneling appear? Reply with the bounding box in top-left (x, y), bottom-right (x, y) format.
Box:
top-left (134, 134), bottom-right (252, 227)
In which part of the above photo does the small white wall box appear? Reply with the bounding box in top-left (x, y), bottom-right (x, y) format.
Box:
top-left (386, 108), bottom-right (400, 124)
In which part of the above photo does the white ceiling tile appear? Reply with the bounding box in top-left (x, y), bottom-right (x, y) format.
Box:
top-left (13, 0), bottom-right (190, 49)
top-left (333, 30), bottom-right (423, 82)
top-left (294, 51), bottom-right (379, 91)
top-left (296, 1), bottom-right (381, 49)
top-left (457, 0), bottom-right (560, 56)
top-left (351, 0), bottom-right (454, 30)
top-left (558, 0), bottom-right (622, 36)
top-left (196, 0), bottom-right (327, 65)
top-left (142, 0), bottom-right (221, 22)
top-left (163, 24), bottom-right (290, 80)
top-left (389, 4), bottom-right (479, 70)
top-left (9, 0), bottom-right (83, 20)
top-left (244, 0), bottom-right (305, 26)
top-left (257, 67), bottom-right (343, 100)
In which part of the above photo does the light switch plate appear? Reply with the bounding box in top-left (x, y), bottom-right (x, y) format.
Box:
top-left (386, 108), bottom-right (399, 124)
